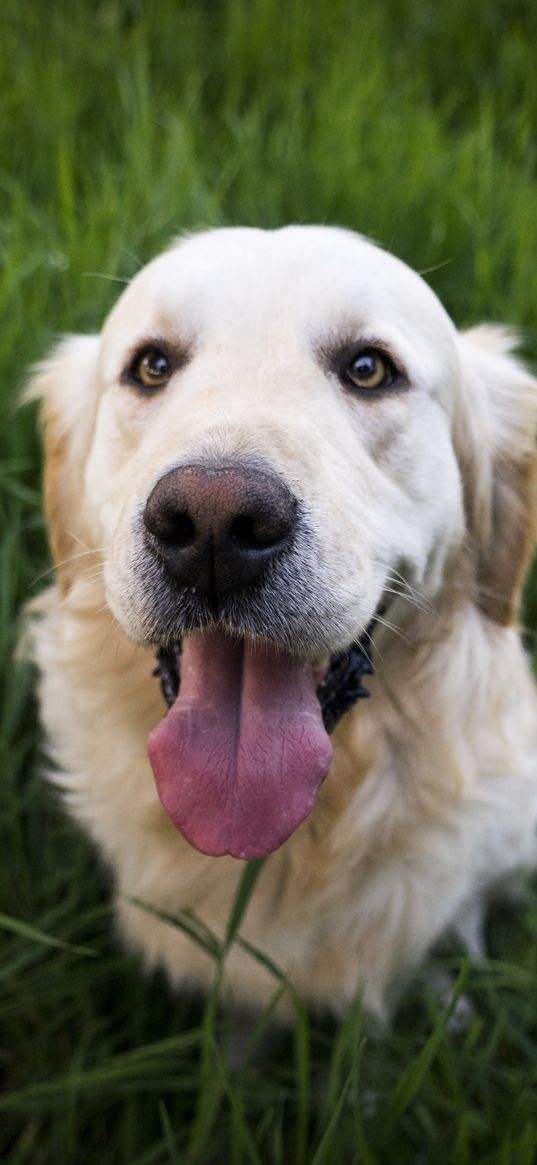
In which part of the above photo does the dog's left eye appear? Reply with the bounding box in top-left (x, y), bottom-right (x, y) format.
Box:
top-left (129, 348), bottom-right (172, 390)
top-left (344, 349), bottom-right (398, 392)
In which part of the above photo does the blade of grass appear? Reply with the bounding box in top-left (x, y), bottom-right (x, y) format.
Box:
top-left (310, 1068), bottom-right (354, 1165)
top-left (293, 996), bottom-right (311, 1165)
top-left (158, 1100), bottom-right (182, 1165)
top-left (125, 897), bottom-right (222, 960)
top-left (0, 1031), bottom-right (203, 1112)
top-left (223, 858), bottom-right (266, 952)
top-left (375, 960), bottom-right (471, 1138)
top-left (213, 1040), bottom-right (264, 1165)
top-left (0, 911), bottom-right (99, 957)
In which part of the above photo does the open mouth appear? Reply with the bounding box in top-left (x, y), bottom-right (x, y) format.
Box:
top-left (148, 622), bottom-right (375, 861)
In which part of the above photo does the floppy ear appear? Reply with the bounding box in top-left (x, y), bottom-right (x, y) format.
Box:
top-left (25, 335), bottom-right (100, 592)
top-left (453, 325), bottom-right (537, 625)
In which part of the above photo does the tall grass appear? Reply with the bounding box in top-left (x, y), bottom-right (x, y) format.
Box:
top-left (1, 1), bottom-right (537, 1160)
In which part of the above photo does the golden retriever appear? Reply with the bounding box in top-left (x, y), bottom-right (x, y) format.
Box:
top-left (28, 226), bottom-right (537, 1018)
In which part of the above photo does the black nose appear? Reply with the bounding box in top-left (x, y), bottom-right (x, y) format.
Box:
top-left (143, 463), bottom-right (297, 605)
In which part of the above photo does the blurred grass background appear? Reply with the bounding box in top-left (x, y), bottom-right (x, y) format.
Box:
top-left (1, 0), bottom-right (537, 1161)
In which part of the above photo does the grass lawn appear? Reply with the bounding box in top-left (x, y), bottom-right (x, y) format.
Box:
top-left (1, 0), bottom-right (537, 1160)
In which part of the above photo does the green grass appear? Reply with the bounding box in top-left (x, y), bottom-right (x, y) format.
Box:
top-left (2, 0), bottom-right (537, 1160)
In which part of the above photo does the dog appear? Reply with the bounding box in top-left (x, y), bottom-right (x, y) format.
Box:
top-left (27, 226), bottom-right (537, 1019)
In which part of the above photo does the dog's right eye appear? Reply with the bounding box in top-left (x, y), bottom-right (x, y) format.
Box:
top-left (128, 348), bottom-right (172, 390)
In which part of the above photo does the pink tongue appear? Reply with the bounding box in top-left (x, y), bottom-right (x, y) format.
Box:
top-left (148, 628), bottom-right (333, 859)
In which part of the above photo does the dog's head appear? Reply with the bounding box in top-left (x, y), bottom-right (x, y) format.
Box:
top-left (30, 227), bottom-right (537, 858)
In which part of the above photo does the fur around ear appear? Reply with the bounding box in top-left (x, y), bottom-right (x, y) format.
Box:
top-left (25, 335), bottom-right (100, 592)
top-left (454, 326), bottom-right (537, 626)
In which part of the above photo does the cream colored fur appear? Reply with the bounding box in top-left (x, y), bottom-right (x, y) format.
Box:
top-left (28, 227), bottom-right (537, 1018)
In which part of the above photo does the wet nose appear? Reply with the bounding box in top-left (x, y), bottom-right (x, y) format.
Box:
top-left (143, 463), bottom-right (297, 604)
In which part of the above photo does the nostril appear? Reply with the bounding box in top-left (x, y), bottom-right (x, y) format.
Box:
top-left (229, 512), bottom-right (290, 551)
top-left (145, 507), bottom-right (196, 548)
top-left (165, 512), bottom-right (196, 548)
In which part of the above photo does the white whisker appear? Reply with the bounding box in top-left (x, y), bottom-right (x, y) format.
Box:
top-left (82, 271), bottom-right (131, 285)
top-left (30, 548), bottom-right (105, 588)
top-left (373, 612), bottom-right (414, 647)
top-left (382, 584), bottom-right (433, 617)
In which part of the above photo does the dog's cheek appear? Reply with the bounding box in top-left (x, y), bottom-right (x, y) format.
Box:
top-left (81, 410), bottom-right (164, 637)
top-left (380, 406), bottom-right (465, 582)
top-left (82, 394), bottom-right (145, 549)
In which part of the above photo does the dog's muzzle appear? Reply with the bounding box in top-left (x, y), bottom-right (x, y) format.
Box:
top-left (146, 459), bottom-right (377, 731)
top-left (143, 459), bottom-right (378, 859)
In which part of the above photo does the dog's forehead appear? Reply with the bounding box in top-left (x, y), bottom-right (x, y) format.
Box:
top-left (102, 227), bottom-right (455, 352)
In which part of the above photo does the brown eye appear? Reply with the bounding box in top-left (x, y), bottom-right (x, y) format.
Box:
top-left (345, 349), bottom-right (397, 391)
top-left (131, 348), bottom-right (171, 389)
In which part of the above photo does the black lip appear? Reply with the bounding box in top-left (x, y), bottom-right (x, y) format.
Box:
top-left (153, 619), bottom-right (376, 734)
top-left (153, 642), bottom-right (182, 708)
top-left (316, 633), bottom-right (374, 732)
